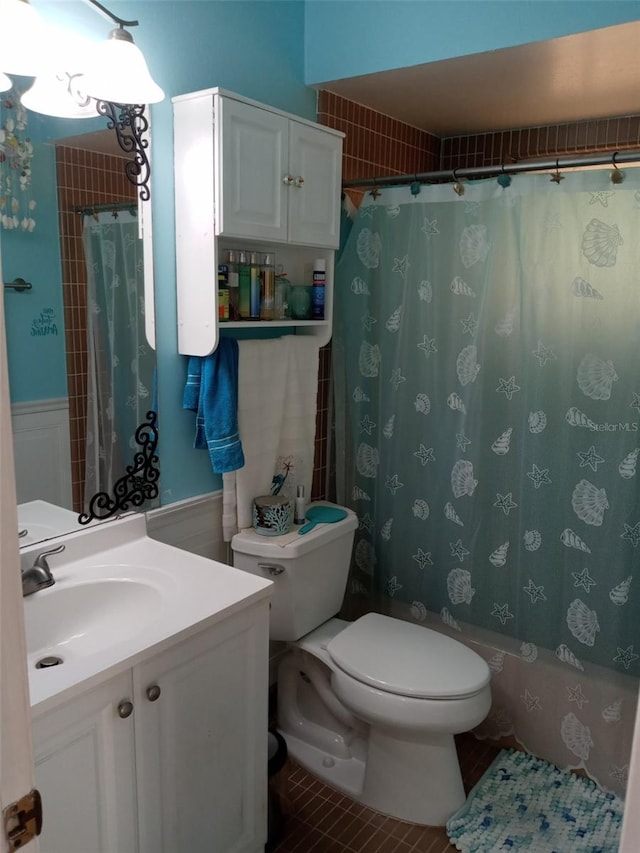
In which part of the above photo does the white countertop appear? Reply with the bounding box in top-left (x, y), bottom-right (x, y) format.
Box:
top-left (24, 515), bottom-right (272, 715)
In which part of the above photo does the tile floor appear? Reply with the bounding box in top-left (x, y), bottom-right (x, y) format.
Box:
top-left (268, 732), bottom-right (501, 853)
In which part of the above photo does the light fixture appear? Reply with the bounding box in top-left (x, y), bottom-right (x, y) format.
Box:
top-left (0, 0), bottom-right (49, 77)
top-left (21, 73), bottom-right (96, 119)
top-left (3, 0), bottom-right (165, 200)
top-left (80, 25), bottom-right (164, 105)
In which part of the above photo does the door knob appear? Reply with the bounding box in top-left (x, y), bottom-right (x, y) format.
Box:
top-left (146, 685), bottom-right (161, 702)
top-left (117, 700), bottom-right (134, 719)
top-left (293, 176), bottom-right (304, 188)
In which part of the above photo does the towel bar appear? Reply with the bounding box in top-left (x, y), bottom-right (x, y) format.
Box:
top-left (4, 278), bottom-right (33, 292)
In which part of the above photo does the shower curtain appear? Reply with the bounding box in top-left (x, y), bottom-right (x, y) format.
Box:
top-left (83, 210), bottom-right (155, 507)
top-left (334, 168), bottom-right (640, 794)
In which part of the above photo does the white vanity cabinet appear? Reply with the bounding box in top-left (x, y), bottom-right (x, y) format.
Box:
top-left (33, 671), bottom-right (138, 853)
top-left (32, 601), bottom-right (269, 853)
top-left (134, 602), bottom-right (269, 853)
top-left (173, 87), bottom-right (344, 356)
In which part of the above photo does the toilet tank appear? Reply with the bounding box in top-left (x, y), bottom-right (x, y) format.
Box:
top-left (231, 503), bottom-right (357, 641)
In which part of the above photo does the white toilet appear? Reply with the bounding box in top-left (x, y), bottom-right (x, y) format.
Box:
top-left (231, 503), bottom-right (491, 826)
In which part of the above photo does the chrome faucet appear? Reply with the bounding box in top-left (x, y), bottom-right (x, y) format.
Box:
top-left (22, 544), bottom-right (65, 597)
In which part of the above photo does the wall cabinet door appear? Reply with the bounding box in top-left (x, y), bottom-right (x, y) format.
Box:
top-left (218, 97), bottom-right (288, 242)
top-left (134, 603), bottom-right (270, 853)
top-left (288, 120), bottom-right (342, 248)
top-left (33, 672), bottom-right (138, 853)
top-left (217, 95), bottom-right (342, 249)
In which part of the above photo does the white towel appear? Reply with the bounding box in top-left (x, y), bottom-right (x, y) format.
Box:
top-left (222, 337), bottom-right (320, 540)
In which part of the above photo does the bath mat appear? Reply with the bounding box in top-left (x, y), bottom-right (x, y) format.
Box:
top-left (446, 748), bottom-right (623, 852)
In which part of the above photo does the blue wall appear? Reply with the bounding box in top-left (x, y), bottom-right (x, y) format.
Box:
top-left (304, 1), bottom-right (640, 83)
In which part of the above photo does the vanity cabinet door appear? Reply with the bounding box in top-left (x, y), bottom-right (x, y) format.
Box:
top-left (287, 119), bottom-right (343, 248)
top-left (32, 671), bottom-right (138, 853)
top-left (217, 96), bottom-right (289, 242)
top-left (134, 602), bottom-right (270, 853)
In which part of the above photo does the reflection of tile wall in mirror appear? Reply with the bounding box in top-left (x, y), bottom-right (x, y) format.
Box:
top-left (55, 143), bottom-right (136, 513)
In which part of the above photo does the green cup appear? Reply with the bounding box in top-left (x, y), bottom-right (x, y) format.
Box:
top-left (288, 284), bottom-right (312, 320)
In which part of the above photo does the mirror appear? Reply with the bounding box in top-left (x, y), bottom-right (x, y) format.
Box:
top-left (2, 98), bottom-right (158, 547)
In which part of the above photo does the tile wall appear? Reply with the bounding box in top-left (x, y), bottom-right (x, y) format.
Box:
top-left (441, 115), bottom-right (640, 171)
top-left (55, 145), bottom-right (136, 512)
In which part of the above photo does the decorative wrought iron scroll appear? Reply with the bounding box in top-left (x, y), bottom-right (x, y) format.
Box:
top-left (95, 100), bottom-right (151, 201)
top-left (78, 410), bottom-right (159, 524)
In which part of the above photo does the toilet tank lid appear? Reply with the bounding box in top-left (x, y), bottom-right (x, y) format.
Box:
top-left (231, 503), bottom-right (357, 559)
top-left (327, 613), bottom-right (490, 699)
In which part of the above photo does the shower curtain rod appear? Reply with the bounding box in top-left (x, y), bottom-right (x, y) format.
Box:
top-left (341, 148), bottom-right (640, 190)
top-left (75, 201), bottom-right (138, 217)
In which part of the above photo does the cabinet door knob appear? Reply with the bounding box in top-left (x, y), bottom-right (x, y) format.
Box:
top-left (117, 700), bottom-right (134, 719)
top-left (293, 176), bottom-right (305, 188)
top-left (146, 685), bottom-right (161, 702)
top-left (282, 174), bottom-right (294, 186)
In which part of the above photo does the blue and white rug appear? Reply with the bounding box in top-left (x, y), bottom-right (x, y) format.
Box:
top-left (446, 748), bottom-right (623, 852)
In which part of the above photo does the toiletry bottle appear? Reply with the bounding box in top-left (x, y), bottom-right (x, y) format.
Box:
top-left (275, 273), bottom-right (289, 319)
top-left (238, 250), bottom-right (250, 319)
top-left (294, 484), bottom-right (306, 524)
top-left (218, 262), bottom-right (229, 322)
top-left (249, 252), bottom-right (261, 319)
top-left (227, 249), bottom-right (239, 321)
top-left (312, 258), bottom-right (326, 320)
top-left (260, 253), bottom-right (275, 320)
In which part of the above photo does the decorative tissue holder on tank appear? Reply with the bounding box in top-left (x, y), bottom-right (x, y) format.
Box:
top-left (252, 495), bottom-right (292, 536)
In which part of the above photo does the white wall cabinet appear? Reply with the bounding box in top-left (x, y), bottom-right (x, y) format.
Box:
top-left (217, 95), bottom-right (342, 247)
top-left (33, 602), bottom-right (270, 853)
top-left (173, 87), bottom-right (343, 356)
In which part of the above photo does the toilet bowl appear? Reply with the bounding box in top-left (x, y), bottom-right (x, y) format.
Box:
top-left (231, 504), bottom-right (491, 826)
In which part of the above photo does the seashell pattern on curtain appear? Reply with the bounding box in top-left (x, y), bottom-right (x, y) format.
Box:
top-left (333, 169), bottom-right (640, 795)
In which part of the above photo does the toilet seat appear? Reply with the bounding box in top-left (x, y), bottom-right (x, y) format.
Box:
top-left (327, 613), bottom-right (490, 699)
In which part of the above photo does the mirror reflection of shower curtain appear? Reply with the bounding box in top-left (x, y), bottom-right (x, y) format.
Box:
top-left (334, 168), bottom-right (640, 796)
top-left (83, 210), bottom-right (154, 508)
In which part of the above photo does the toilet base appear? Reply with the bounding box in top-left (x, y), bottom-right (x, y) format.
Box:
top-left (360, 727), bottom-right (466, 825)
top-left (278, 729), bottom-right (366, 800)
top-left (280, 724), bottom-right (466, 826)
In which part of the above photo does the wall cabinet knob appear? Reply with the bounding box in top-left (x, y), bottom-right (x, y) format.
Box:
top-left (146, 685), bottom-right (162, 702)
top-left (282, 175), bottom-right (294, 186)
top-left (117, 700), bottom-right (134, 719)
top-left (293, 176), bottom-right (305, 188)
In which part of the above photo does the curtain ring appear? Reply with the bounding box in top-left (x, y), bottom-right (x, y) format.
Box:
top-left (369, 179), bottom-right (381, 200)
top-left (452, 169), bottom-right (465, 196)
top-left (550, 159), bottom-right (564, 184)
top-left (497, 162), bottom-right (512, 188)
top-left (611, 151), bottom-right (625, 184)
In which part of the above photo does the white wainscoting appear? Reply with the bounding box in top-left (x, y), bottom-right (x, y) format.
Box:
top-left (11, 398), bottom-right (73, 509)
top-left (146, 492), bottom-right (227, 562)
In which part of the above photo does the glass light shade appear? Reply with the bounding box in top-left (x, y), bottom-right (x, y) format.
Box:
top-left (21, 74), bottom-right (96, 119)
top-left (79, 29), bottom-right (164, 105)
top-left (0, 72), bottom-right (11, 93)
top-left (0, 0), bottom-right (50, 76)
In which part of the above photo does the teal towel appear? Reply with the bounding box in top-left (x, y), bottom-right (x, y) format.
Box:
top-left (183, 339), bottom-right (245, 473)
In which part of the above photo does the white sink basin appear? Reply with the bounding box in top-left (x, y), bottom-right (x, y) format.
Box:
top-left (22, 515), bottom-right (272, 714)
top-left (25, 574), bottom-right (165, 661)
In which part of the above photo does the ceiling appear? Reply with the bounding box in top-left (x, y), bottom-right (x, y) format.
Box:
top-left (57, 20), bottom-right (640, 155)
top-left (317, 21), bottom-right (640, 137)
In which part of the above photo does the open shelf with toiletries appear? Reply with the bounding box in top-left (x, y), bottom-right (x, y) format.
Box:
top-left (173, 88), bottom-right (343, 356)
